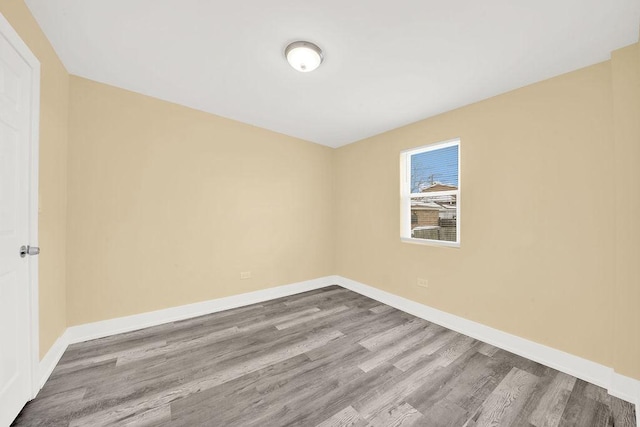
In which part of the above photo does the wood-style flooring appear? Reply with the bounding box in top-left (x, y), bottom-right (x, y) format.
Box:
top-left (13, 286), bottom-right (637, 426)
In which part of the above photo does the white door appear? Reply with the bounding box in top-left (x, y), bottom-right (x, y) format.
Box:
top-left (0, 16), bottom-right (39, 427)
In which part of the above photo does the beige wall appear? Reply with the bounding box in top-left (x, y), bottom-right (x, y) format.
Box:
top-left (611, 43), bottom-right (640, 380)
top-left (0, 1), bottom-right (69, 359)
top-left (334, 51), bottom-right (639, 379)
top-left (66, 77), bottom-right (334, 325)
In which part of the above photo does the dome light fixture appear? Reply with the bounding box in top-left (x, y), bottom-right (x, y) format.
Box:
top-left (285, 41), bottom-right (323, 72)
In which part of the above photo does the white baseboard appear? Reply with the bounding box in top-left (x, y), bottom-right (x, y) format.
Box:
top-left (36, 273), bottom-right (639, 423)
top-left (36, 329), bottom-right (70, 392)
top-left (65, 276), bottom-right (334, 345)
top-left (334, 275), bottom-right (640, 414)
top-left (37, 276), bottom-right (335, 390)
top-left (611, 371), bottom-right (640, 411)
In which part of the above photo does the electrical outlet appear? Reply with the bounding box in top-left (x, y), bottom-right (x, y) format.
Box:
top-left (240, 271), bottom-right (251, 279)
top-left (417, 278), bottom-right (428, 288)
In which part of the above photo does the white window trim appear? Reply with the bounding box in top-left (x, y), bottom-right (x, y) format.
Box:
top-left (400, 138), bottom-right (461, 248)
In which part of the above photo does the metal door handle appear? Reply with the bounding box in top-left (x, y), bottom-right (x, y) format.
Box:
top-left (20, 245), bottom-right (40, 258)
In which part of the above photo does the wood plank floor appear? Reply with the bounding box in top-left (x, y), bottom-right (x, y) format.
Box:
top-left (13, 286), bottom-right (637, 427)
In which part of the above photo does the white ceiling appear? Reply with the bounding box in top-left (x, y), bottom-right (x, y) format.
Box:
top-left (25, 0), bottom-right (640, 148)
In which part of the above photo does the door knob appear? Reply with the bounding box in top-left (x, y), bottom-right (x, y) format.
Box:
top-left (20, 245), bottom-right (40, 258)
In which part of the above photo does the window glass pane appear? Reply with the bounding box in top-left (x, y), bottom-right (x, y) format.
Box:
top-left (410, 145), bottom-right (458, 193)
top-left (410, 195), bottom-right (457, 242)
top-left (402, 140), bottom-right (459, 245)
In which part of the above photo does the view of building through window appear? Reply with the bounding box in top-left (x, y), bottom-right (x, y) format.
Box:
top-left (401, 140), bottom-right (460, 245)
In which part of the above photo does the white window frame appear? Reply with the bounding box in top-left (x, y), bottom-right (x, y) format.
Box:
top-left (400, 138), bottom-right (461, 248)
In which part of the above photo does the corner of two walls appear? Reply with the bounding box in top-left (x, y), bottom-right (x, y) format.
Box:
top-left (333, 42), bottom-right (640, 381)
top-left (59, 38), bottom-right (639, 382)
top-left (611, 42), bottom-right (640, 381)
top-left (0, 1), bottom-right (69, 360)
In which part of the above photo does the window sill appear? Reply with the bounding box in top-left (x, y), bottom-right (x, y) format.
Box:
top-left (400, 237), bottom-right (460, 248)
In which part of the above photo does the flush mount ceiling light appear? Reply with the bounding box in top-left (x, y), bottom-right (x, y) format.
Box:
top-left (285, 41), bottom-right (323, 72)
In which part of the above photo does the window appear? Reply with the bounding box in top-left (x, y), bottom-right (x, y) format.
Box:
top-left (400, 138), bottom-right (460, 247)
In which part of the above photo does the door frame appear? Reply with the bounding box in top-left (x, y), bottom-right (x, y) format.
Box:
top-left (0, 12), bottom-right (41, 399)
